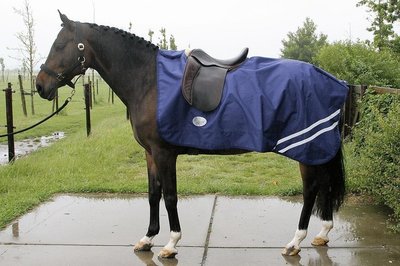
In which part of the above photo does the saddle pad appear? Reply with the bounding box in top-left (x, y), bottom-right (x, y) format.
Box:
top-left (156, 49), bottom-right (348, 165)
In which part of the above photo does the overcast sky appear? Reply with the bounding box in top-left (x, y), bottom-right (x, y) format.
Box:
top-left (1, 0), bottom-right (372, 69)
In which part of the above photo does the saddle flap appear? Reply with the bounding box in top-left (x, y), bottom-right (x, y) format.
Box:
top-left (182, 56), bottom-right (228, 112)
top-left (192, 66), bottom-right (228, 112)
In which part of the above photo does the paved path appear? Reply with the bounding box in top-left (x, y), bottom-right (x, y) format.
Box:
top-left (0, 194), bottom-right (399, 265)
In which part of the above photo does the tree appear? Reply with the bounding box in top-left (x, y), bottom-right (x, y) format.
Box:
top-left (169, 35), bottom-right (177, 50)
top-left (158, 28), bottom-right (168, 49)
top-left (0, 58), bottom-right (4, 82)
top-left (128, 22), bottom-right (133, 33)
top-left (315, 41), bottom-right (400, 87)
top-left (281, 17), bottom-right (327, 63)
top-left (154, 28), bottom-right (178, 50)
top-left (148, 29), bottom-right (154, 43)
top-left (357, 0), bottom-right (400, 52)
top-left (12, 0), bottom-right (38, 114)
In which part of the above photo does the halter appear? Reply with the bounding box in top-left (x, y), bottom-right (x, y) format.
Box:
top-left (40, 22), bottom-right (87, 89)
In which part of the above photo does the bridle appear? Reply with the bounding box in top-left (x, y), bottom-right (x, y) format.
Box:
top-left (40, 22), bottom-right (87, 89)
top-left (40, 45), bottom-right (86, 88)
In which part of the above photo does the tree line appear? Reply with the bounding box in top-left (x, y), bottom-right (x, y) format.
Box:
top-left (10, 0), bottom-right (400, 88)
top-left (127, 21), bottom-right (178, 50)
top-left (280, 0), bottom-right (400, 88)
top-left (7, 1), bottom-right (400, 93)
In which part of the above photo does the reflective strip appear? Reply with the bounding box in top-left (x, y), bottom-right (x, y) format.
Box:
top-left (276, 109), bottom-right (341, 146)
top-left (278, 121), bottom-right (339, 153)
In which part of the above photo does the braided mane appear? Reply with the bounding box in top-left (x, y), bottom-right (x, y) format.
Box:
top-left (85, 22), bottom-right (159, 51)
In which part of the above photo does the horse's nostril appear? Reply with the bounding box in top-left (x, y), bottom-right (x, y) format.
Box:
top-left (36, 84), bottom-right (43, 95)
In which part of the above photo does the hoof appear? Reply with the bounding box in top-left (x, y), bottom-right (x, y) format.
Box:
top-left (158, 247), bottom-right (178, 259)
top-left (311, 237), bottom-right (329, 246)
top-left (134, 241), bottom-right (153, 252)
top-left (281, 246), bottom-right (301, 256)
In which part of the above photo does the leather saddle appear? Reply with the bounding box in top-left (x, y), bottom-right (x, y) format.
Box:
top-left (182, 48), bottom-right (249, 112)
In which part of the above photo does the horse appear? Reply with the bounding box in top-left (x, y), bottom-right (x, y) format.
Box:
top-left (36, 11), bottom-right (347, 258)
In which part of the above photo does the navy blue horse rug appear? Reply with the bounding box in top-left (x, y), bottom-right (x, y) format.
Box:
top-left (156, 50), bottom-right (348, 165)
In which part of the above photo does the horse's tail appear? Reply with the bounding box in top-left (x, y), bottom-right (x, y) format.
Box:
top-left (313, 147), bottom-right (346, 218)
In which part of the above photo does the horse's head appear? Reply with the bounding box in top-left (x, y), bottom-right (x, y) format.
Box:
top-left (36, 11), bottom-right (88, 100)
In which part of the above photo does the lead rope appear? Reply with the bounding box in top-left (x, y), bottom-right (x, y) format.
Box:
top-left (0, 86), bottom-right (77, 138)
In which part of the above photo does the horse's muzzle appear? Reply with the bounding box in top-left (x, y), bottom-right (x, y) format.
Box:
top-left (35, 77), bottom-right (56, 101)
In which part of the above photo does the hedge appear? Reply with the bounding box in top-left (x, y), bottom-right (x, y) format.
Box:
top-left (347, 89), bottom-right (400, 232)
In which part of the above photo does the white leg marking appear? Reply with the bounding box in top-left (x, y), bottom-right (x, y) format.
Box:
top-left (134, 235), bottom-right (155, 251)
top-left (159, 231), bottom-right (182, 258)
top-left (312, 220), bottom-right (333, 246)
top-left (282, 229), bottom-right (307, 256)
top-left (286, 229), bottom-right (307, 250)
top-left (316, 220), bottom-right (333, 239)
top-left (140, 235), bottom-right (155, 245)
top-left (165, 231), bottom-right (182, 250)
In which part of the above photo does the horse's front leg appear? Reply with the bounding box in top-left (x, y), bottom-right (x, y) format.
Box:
top-left (134, 151), bottom-right (162, 252)
top-left (156, 149), bottom-right (181, 258)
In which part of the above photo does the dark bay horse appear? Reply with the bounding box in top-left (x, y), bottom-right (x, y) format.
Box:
top-left (36, 12), bottom-right (346, 258)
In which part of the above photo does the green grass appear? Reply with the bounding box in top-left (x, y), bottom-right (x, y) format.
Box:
top-left (0, 74), bottom-right (302, 229)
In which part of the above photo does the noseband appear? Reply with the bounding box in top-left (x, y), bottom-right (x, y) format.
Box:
top-left (40, 24), bottom-right (87, 89)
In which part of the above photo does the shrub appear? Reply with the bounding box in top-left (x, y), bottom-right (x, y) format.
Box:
top-left (315, 41), bottom-right (400, 87)
top-left (347, 91), bottom-right (400, 231)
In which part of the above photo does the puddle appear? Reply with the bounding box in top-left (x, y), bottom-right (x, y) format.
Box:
top-left (0, 131), bottom-right (65, 165)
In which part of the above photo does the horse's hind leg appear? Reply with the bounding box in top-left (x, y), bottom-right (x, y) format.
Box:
top-left (283, 149), bottom-right (345, 254)
top-left (309, 189), bottom-right (334, 247)
top-left (312, 220), bottom-right (333, 246)
top-left (311, 149), bottom-right (345, 246)
top-left (134, 151), bottom-right (162, 252)
top-left (311, 187), bottom-right (334, 246)
top-left (282, 164), bottom-right (319, 256)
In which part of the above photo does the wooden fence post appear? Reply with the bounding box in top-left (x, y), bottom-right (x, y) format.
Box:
top-left (91, 80), bottom-right (96, 106)
top-left (4, 83), bottom-right (15, 163)
top-left (92, 69), bottom-right (95, 95)
top-left (343, 84), bottom-right (370, 138)
top-left (343, 85), bottom-right (354, 138)
top-left (89, 80), bottom-right (93, 109)
top-left (52, 90), bottom-right (59, 113)
top-left (30, 76), bottom-right (35, 115)
top-left (18, 74), bottom-right (28, 117)
top-left (84, 84), bottom-right (91, 137)
top-left (108, 87), bottom-right (114, 104)
top-left (360, 85), bottom-right (367, 98)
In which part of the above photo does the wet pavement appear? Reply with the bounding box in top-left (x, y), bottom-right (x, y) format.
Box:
top-left (0, 194), bottom-right (399, 265)
top-left (0, 132), bottom-right (65, 165)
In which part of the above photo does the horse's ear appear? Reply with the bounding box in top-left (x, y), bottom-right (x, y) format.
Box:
top-left (58, 10), bottom-right (74, 30)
